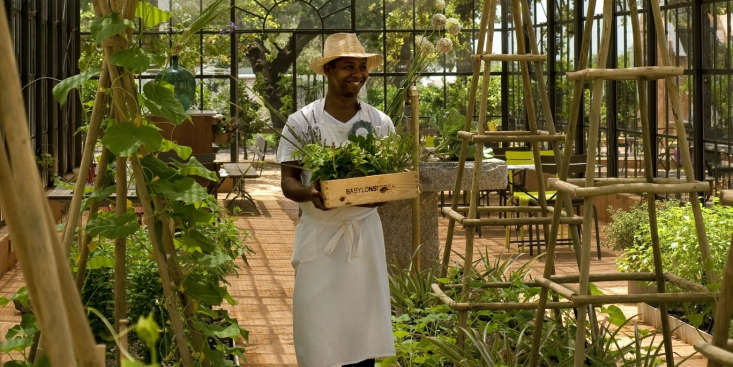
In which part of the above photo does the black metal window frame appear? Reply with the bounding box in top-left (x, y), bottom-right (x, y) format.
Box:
top-left (4, 0), bottom-right (82, 191)
top-left (37, 0), bottom-right (733, 190)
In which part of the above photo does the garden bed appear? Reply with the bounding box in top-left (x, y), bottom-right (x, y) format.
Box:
top-left (637, 301), bottom-right (712, 345)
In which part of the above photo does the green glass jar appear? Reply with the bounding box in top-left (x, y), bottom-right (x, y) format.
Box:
top-left (159, 55), bottom-right (196, 111)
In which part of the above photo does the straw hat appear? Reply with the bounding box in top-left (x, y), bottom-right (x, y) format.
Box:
top-left (310, 33), bottom-right (382, 75)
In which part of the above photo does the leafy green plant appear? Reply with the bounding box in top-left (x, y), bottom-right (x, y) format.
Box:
top-left (603, 200), bottom-right (649, 251)
top-left (616, 200), bottom-right (733, 288)
top-left (614, 199), bottom-right (733, 333)
top-left (294, 133), bottom-right (415, 183)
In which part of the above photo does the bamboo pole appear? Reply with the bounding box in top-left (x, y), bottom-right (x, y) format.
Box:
top-left (721, 190), bottom-right (733, 206)
top-left (709, 235), bottom-right (733, 367)
top-left (564, 177), bottom-right (710, 185)
top-left (451, 205), bottom-right (557, 213)
top-left (649, 0), bottom-right (714, 287)
top-left (535, 277), bottom-right (576, 299)
top-left (431, 284), bottom-right (574, 310)
top-left (528, 0), bottom-right (599, 362)
top-left (61, 69), bottom-right (110, 253)
top-left (696, 341), bottom-right (733, 366)
top-left (76, 149), bottom-right (111, 289)
top-left (631, 3), bottom-right (681, 364)
top-left (0, 5), bottom-right (103, 366)
top-left (409, 86), bottom-right (421, 272)
top-left (549, 179), bottom-right (710, 198)
top-left (454, 0), bottom-right (497, 347)
top-left (114, 156), bottom-right (128, 367)
top-left (663, 272), bottom-right (709, 293)
top-left (459, 216), bottom-right (583, 226)
top-left (566, 66), bottom-right (684, 81)
top-left (572, 292), bottom-right (715, 305)
top-left (471, 54), bottom-right (547, 62)
top-left (457, 131), bottom-right (565, 142)
top-left (573, 1), bottom-right (614, 365)
top-left (440, 0), bottom-right (493, 277)
top-left (154, 200), bottom-right (208, 365)
top-left (131, 158), bottom-right (194, 367)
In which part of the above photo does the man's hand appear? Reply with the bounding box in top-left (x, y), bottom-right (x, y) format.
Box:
top-left (309, 185), bottom-right (329, 210)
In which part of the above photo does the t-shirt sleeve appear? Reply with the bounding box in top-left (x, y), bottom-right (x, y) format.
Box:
top-left (276, 116), bottom-right (304, 163)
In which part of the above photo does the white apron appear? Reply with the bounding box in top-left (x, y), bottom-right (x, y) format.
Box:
top-left (284, 100), bottom-right (396, 367)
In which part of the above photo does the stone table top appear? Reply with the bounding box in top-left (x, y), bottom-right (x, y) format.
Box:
top-left (419, 158), bottom-right (508, 192)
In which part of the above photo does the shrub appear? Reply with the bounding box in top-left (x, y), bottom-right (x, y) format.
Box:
top-left (615, 199), bottom-right (733, 288)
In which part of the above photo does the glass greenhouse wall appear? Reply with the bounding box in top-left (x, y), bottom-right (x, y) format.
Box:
top-left (4, 0), bottom-right (733, 190)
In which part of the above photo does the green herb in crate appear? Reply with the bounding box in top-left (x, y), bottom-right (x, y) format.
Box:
top-left (294, 133), bottom-right (414, 183)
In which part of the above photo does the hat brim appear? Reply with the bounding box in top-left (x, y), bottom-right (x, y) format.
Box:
top-left (310, 53), bottom-right (383, 75)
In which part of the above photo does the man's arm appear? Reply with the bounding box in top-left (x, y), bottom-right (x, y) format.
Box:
top-left (280, 161), bottom-right (328, 210)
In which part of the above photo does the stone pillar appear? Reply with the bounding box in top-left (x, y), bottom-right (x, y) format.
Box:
top-left (378, 193), bottom-right (439, 270)
top-left (379, 160), bottom-right (508, 271)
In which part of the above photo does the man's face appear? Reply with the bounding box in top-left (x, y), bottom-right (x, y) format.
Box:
top-left (324, 57), bottom-right (368, 98)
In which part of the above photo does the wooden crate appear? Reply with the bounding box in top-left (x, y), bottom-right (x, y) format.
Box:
top-left (320, 171), bottom-right (419, 208)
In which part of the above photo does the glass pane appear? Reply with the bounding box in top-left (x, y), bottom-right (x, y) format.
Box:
top-left (355, 0), bottom-right (384, 30)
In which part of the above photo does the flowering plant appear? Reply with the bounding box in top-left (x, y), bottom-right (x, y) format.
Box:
top-left (385, 10), bottom-right (462, 127)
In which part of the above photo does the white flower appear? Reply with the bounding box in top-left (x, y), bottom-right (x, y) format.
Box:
top-left (434, 0), bottom-right (445, 9)
top-left (436, 37), bottom-right (453, 54)
top-left (445, 17), bottom-right (462, 35)
top-left (431, 13), bottom-right (447, 29)
top-left (415, 35), bottom-right (435, 56)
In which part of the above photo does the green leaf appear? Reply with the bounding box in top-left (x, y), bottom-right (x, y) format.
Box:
top-left (176, 0), bottom-right (227, 49)
top-left (150, 177), bottom-right (208, 206)
top-left (136, 0), bottom-right (170, 28)
top-left (143, 81), bottom-right (188, 125)
top-left (1, 334), bottom-right (33, 353)
top-left (82, 185), bottom-right (116, 210)
top-left (160, 139), bottom-right (192, 160)
top-left (212, 323), bottom-right (241, 339)
top-left (53, 68), bottom-right (101, 105)
top-left (172, 156), bottom-right (218, 181)
top-left (183, 276), bottom-right (225, 305)
top-left (86, 209), bottom-right (140, 239)
top-left (687, 312), bottom-right (703, 328)
top-left (134, 313), bottom-right (160, 351)
top-left (90, 13), bottom-right (135, 43)
top-left (86, 256), bottom-right (115, 270)
top-left (110, 48), bottom-right (151, 74)
top-left (178, 229), bottom-right (216, 253)
top-left (602, 305), bottom-right (627, 327)
top-left (101, 121), bottom-right (163, 157)
top-left (122, 360), bottom-right (156, 367)
top-left (589, 283), bottom-right (605, 296)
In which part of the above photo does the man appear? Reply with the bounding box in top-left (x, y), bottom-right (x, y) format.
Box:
top-left (276, 33), bottom-right (396, 367)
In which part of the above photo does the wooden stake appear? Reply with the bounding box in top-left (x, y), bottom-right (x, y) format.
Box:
top-left (409, 86), bottom-right (421, 272)
top-left (131, 158), bottom-right (194, 367)
top-left (61, 69), bottom-right (110, 253)
top-left (76, 149), bottom-right (111, 289)
top-left (114, 156), bottom-right (128, 367)
top-left (440, 0), bottom-right (494, 278)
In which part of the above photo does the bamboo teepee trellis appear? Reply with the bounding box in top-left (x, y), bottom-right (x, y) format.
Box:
top-left (527, 1), bottom-right (718, 366)
top-left (431, 0), bottom-right (588, 345)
